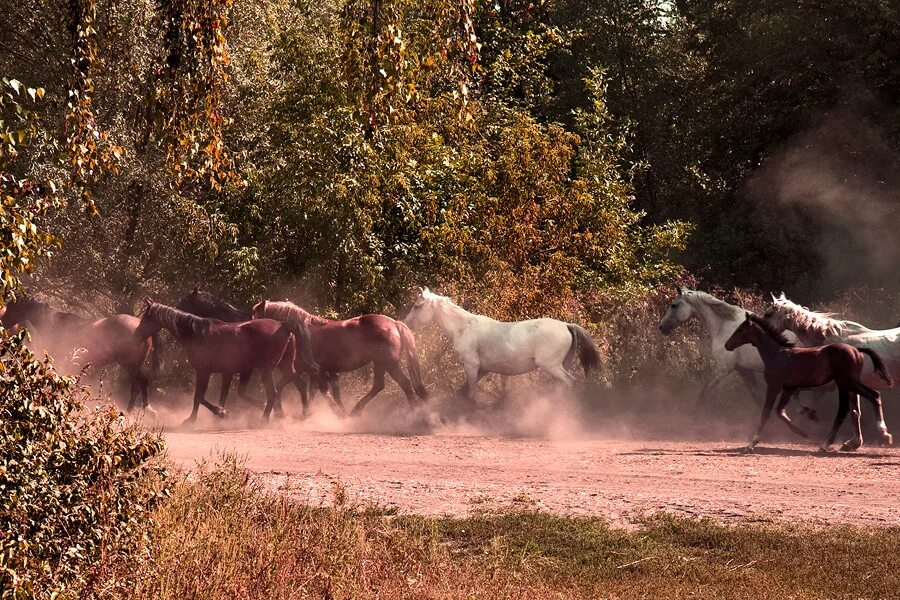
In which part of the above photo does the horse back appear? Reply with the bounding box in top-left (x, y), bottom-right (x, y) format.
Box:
top-left (80, 314), bottom-right (150, 367)
top-left (308, 313), bottom-right (402, 370)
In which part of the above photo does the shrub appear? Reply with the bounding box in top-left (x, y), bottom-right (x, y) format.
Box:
top-left (0, 330), bottom-right (166, 599)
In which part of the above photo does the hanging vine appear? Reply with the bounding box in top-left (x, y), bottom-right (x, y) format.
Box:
top-left (66, 0), bottom-right (123, 213)
top-left (154, 0), bottom-right (238, 191)
top-left (339, 0), bottom-right (482, 133)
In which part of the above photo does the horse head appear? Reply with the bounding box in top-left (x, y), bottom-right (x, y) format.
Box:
top-left (659, 287), bottom-right (696, 335)
top-left (251, 300), bottom-right (268, 319)
top-left (405, 287), bottom-right (446, 329)
top-left (724, 312), bottom-right (755, 350)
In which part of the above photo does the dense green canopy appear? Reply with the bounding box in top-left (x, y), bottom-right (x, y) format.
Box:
top-left (1, 0), bottom-right (898, 316)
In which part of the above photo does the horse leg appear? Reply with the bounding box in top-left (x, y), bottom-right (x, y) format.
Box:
top-left (184, 371), bottom-right (218, 426)
top-left (852, 382), bottom-right (893, 446)
top-left (350, 365), bottom-right (386, 416)
top-left (775, 388), bottom-right (810, 440)
top-left (798, 386), bottom-right (828, 422)
top-left (219, 372), bottom-right (234, 411)
top-left (386, 363), bottom-right (419, 410)
top-left (260, 369), bottom-right (280, 421)
top-left (236, 371), bottom-right (262, 407)
top-left (462, 363), bottom-right (481, 411)
top-left (124, 365), bottom-right (152, 413)
top-left (735, 367), bottom-right (762, 406)
top-left (296, 373), bottom-right (311, 416)
top-left (822, 386), bottom-right (851, 452)
top-left (126, 368), bottom-right (139, 413)
top-left (546, 364), bottom-right (576, 389)
top-left (697, 368), bottom-right (730, 407)
top-left (328, 374), bottom-right (346, 416)
top-left (840, 393), bottom-right (864, 452)
top-left (745, 386), bottom-right (780, 452)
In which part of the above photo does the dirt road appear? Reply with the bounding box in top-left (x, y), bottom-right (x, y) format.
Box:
top-left (163, 422), bottom-right (900, 527)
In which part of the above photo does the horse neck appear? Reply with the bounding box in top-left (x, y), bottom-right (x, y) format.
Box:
top-left (750, 327), bottom-right (789, 361)
top-left (282, 304), bottom-right (329, 326)
top-left (221, 306), bottom-right (251, 322)
top-left (690, 297), bottom-right (738, 339)
top-left (434, 302), bottom-right (476, 337)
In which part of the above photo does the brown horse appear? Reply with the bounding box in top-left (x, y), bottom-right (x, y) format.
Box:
top-left (725, 313), bottom-right (893, 452)
top-left (252, 300), bottom-right (428, 416)
top-left (135, 301), bottom-right (319, 425)
top-left (0, 297), bottom-right (162, 411)
top-left (176, 288), bottom-right (280, 411)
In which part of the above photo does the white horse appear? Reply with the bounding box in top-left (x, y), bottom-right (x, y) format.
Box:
top-left (765, 293), bottom-right (899, 443)
top-left (658, 287), bottom-right (767, 404)
top-left (403, 288), bottom-right (600, 406)
top-left (765, 294), bottom-right (900, 387)
top-left (658, 287), bottom-right (823, 409)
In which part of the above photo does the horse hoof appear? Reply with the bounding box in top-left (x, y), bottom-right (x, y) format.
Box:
top-left (144, 405), bottom-right (157, 415)
top-left (740, 445), bottom-right (755, 454)
top-left (818, 444), bottom-right (833, 454)
top-left (840, 439), bottom-right (862, 452)
top-left (881, 433), bottom-right (894, 447)
top-left (179, 418), bottom-right (197, 429)
top-left (216, 409), bottom-right (228, 419)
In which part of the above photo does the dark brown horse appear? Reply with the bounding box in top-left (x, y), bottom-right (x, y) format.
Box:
top-left (725, 313), bottom-right (893, 452)
top-left (0, 297), bottom-right (162, 411)
top-left (252, 300), bottom-right (428, 416)
top-left (176, 288), bottom-right (329, 411)
top-left (135, 301), bottom-right (318, 425)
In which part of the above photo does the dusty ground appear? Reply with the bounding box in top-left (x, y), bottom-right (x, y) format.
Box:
top-left (162, 412), bottom-right (900, 528)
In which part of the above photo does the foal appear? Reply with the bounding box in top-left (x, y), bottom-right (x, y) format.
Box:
top-left (725, 313), bottom-right (893, 452)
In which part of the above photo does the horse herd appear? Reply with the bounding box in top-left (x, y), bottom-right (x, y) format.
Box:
top-left (2, 285), bottom-right (898, 452)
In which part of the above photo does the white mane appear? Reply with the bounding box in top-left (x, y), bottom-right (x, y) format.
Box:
top-left (771, 294), bottom-right (867, 339)
top-left (682, 289), bottom-right (745, 321)
top-left (421, 287), bottom-right (451, 303)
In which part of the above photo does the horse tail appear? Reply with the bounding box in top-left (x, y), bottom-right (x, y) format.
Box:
top-left (149, 331), bottom-right (164, 378)
top-left (567, 323), bottom-right (600, 376)
top-left (859, 347), bottom-right (893, 387)
top-left (282, 319), bottom-right (321, 377)
top-left (397, 321), bottom-right (428, 400)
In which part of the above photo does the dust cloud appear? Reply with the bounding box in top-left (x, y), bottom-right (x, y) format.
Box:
top-left (746, 105), bottom-right (900, 297)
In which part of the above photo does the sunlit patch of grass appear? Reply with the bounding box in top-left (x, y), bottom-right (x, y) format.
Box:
top-left (109, 455), bottom-right (900, 599)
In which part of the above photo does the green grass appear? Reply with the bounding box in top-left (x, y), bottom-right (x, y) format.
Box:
top-left (106, 456), bottom-right (900, 599)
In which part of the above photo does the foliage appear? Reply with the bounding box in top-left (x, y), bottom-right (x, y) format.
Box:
top-left (0, 77), bottom-right (59, 298)
top-left (154, 0), bottom-right (239, 190)
top-left (0, 330), bottom-right (166, 598)
top-left (66, 0), bottom-right (123, 210)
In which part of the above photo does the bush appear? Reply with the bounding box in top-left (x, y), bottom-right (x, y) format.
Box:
top-left (0, 330), bottom-right (166, 599)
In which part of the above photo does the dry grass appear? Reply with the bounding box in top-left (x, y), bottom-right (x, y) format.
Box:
top-left (104, 455), bottom-right (900, 599)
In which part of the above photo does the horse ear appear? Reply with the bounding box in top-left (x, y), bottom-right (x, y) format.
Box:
top-left (422, 287), bottom-right (429, 294)
top-left (779, 291), bottom-right (786, 300)
top-left (144, 297), bottom-right (153, 307)
top-left (677, 286), bottom-right (684, 296)
top-left (745, 312), bottom-right (752, 321)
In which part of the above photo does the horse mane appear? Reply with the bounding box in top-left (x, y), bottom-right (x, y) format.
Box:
top-left (260, 301), bottom-right (329, 326)
top-left (685, 290), bottom-right (745, 321)
top-left (197, 290), bottom-right (245, 313)
top-left (771, 296), bottom-right (863, 339)
top-left (148, 303), bottom-right (211, 338)
top-left (749, 313), bottom-right (795, 347)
